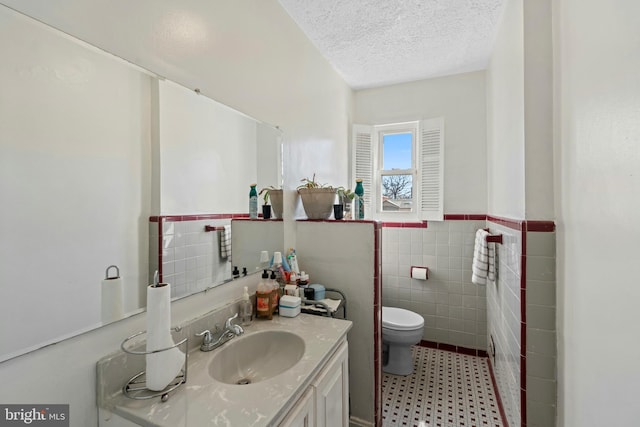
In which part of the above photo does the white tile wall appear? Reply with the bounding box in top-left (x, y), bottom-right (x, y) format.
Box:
top-left (149, 219), bottom-right (232, 299)
top-left (382, 220), bottom-right (487, 350)
top-left (526, 231), bottom-right (557, 427)
top-left (486, 221), bottom-right (522, 427)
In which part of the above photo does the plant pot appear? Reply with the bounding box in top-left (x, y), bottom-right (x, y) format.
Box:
top-left (262, 205), bottom-right (272, 219)
top-left (269, 189), bottom-right (284, 219)
top-left (298, 188), bottom-right (336, 219)
top-left (333, 204), bottom-right (344, 220)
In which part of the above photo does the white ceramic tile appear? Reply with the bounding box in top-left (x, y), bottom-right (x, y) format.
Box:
top-left (527, 304), bottom-right (556, 331)
top-left (527, 256), bottom-right (556, 282)
top-left (384, 228), bottom-right (399, 242)
top-left (397, 288), bottom-right (411, 301)
top-left (527, 280), bottom-right (556, 307)
top-left (422, 230), bottom-right (437, 243)
top-left (526, 231), bottom-right (556, 257)
top-left (527, 400), bottom-right (556, 427)
top-left (436, 245), bottom-right (450, 256)
top-left (526, 352), bottom-right (556, 380)
top-left (427, 221), bottom-right (449, 232)
top-left (527, 376), bottom-right (557, 405)
top-left (436, 231), bottom-right (450, 244)
top-left (526, 328), bottom-right (556, 356)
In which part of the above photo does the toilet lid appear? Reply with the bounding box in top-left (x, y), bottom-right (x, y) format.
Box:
top-left (382, 306), bottom-right (424, 330)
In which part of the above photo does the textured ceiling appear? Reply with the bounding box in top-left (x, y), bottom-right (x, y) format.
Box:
top-left (277, 0), bottom-right (505, 89)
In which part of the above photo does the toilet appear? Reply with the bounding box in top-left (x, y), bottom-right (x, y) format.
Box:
top-left (382, 306), bottom-right (425, 375)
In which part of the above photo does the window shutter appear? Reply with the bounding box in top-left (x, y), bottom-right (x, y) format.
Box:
top-left (352, 124), bottom-right (374, 217)
top-left (418, 118), bottom-right (444, 221)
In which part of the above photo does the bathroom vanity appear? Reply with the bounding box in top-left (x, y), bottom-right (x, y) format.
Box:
top-left (97, 314), bottom-right (352, 427)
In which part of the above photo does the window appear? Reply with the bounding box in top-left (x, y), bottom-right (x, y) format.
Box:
top-left (352, 118), bottom-right (444, 221)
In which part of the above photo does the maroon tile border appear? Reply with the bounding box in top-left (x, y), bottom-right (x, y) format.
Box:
top-left (381, 221), bottom-right (428, 228)
top-left (373, 221), bottom-right (383, 427)
top-left (526, 220), bottom-right (555, 232)
top-left (487, 215), bottom-right (525, 231)
top-left (444, 213), bottom-right (488, 221)
top-left (150, 213), bottom-right (250, 222)
top-left (297, 219), bottom-right (379, 225)
top-left (232, 218), bottom-right (283, 222)
top-left (418, 340), bottom-right (488, 358)
top-left (488, 357), bottom-right (510, 427)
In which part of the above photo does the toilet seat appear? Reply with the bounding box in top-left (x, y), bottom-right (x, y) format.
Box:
top-left (382, 306), bottom-right (424, 331)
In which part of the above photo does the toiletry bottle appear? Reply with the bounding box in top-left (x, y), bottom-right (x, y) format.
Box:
top-left (240, 286), bottom-right (253, 326)
top-left (270, 270), bottom-right (279, 312)
top-left (354, 178), bottom-right (365, 220)
top-left (249, 183), bottom-right (258, 219)
top-left (256, 270), bottom-right (273, 319)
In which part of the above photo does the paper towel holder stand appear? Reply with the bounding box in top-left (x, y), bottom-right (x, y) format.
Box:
top-left (105, 265), bottom-right (120, 280)
top-left (120, 330), bottom-right (188, 402)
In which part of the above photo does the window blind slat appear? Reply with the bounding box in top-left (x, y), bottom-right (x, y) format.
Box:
top-left (419, 118), bottom-right (444, 220)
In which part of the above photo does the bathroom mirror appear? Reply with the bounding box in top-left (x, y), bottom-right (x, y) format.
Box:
top-left (0, 5), bottom-right (282, 362)
top-left (231, 220), bottom-right (286, 275)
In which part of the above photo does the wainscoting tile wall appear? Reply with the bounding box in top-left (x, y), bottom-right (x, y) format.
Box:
top-left (149, 217), bottom-right (231, 298)
top-left (382, 219), bottom-right (488, 350)
top-left (526, 230), bottom-right (557, 427)
top-left (486, 220), bottom-right (523, 427)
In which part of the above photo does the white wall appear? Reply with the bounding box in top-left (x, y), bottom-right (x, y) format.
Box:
top-left (0, 2), bottom-right (352, 426)
top-left (523, 0), bottom-right (554, 220)
top-left (0, 6), bottom-right (150, 361)
top-left (555, 0), bottom-right (640, 425)
top-left (486, 0), bottom-right (525, 220)
top-left (354, 71), bottom-right (488, 214)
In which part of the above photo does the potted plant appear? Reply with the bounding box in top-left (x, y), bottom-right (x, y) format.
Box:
top-left (259, 186), bottom-right (284, 219)
top-left (297, 174), bottom-right (337, 219)
top-left (336, 187), bottom-right (355, 220)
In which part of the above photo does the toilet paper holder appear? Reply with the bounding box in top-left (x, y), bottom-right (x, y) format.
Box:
top-left (120, 330), bottom-right (188, 402)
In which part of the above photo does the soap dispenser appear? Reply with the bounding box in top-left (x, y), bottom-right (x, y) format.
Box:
top-left (240, 286), bottom-right (253, 326)
top-left (256, 270), bottom-right (273, 319)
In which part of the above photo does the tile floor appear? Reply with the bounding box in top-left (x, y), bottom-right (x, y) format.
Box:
top-left (382, 346), bottom-right (504, 427)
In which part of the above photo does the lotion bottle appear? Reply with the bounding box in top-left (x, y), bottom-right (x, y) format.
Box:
top-left (249, 184), bottom-right (258, 219)
top-left (239, 286), bottom-right (253, 326)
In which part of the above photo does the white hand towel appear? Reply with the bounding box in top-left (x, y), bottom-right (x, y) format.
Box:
top-left (219, 225), bottom-right (232, 260)
top-left (471, 229), bottom-right (496, 285)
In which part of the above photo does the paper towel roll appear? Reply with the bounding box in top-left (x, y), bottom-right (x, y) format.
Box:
top-left (101, 277), bottom-right (124, 324)
top-left (145, 282), bottom-right (184, 391)
top-left (411, 266), bottom-right (429, 280)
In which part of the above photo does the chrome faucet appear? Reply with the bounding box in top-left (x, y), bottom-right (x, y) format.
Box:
top-left (196, 313), bottom-right (244, 352)
top-left (224, 313), bottom-right (244, 336)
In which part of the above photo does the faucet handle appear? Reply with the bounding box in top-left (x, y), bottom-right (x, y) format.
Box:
top-left (224, 313), bottom-right (239, 329)
top-left (195, 330), bottom-right (213, 345)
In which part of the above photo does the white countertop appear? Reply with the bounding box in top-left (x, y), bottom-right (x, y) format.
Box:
top-left (102, 314), bottom-right (352, 427)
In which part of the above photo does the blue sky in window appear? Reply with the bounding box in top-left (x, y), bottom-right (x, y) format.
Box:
top-left (383, 133), bottom-right (412, 169)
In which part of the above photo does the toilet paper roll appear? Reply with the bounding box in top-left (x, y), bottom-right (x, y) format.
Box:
top-left (145, 282), bottom-right (185, 391)
top-left (101, 277), bottom-right (124, 324)
top-left (410, 266), bottom-right (429, 280)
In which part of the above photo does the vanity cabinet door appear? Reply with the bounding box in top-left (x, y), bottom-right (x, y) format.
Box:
top-left (279, 387), bottom-right (315, 427)
top-left (312, 340), bottom-right (349, 427)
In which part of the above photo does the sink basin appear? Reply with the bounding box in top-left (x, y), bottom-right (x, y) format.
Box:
top-left (208, 330), bottom-right (305, 385)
